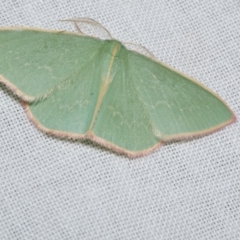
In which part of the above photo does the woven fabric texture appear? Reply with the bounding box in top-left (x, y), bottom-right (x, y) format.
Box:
top-left (0, 1), bottom-right (239, 239)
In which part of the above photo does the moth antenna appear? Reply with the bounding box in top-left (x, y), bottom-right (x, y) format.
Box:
top-left (123, 41), bottom-right (156, 59)
top-left (59, 18), bottom-right (113, 39)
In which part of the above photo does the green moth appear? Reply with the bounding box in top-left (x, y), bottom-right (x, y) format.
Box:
top-left (0, 21), bottom-right (236, 157)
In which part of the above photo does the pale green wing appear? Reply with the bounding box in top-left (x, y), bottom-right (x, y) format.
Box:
top-left (127, 51), bottom-right (235, 140)
top-left (26, 40), bottom-right (116, 136)
top-left (0, 29), bottom-right (105, 100)
top-left (92, 44), bottom-right (161, 154)
top-left (92, 43), bottom-right (235, 155)
top-left (27, 57), bottom-right (102, 135)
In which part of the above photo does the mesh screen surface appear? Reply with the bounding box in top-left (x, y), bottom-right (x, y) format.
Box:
top-left (0, 1), bottom-right (239, 239)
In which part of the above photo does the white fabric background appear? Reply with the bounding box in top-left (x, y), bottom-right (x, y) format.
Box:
top-left (0, 1), bottom-right (239, 239)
